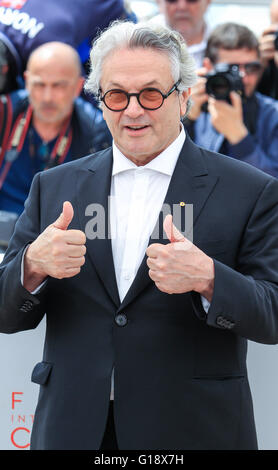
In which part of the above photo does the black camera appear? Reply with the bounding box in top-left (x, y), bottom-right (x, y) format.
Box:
top-left (205, 64), bottom-right (244, 102)
top-left (274, 30), bottom-right (278, 51)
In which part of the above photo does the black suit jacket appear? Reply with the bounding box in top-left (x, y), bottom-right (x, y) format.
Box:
top-left (1, 136), bottom-right (278, 450)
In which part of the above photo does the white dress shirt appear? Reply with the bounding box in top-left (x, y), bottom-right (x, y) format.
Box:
top-left (110, 126), bottom-right (186, 302)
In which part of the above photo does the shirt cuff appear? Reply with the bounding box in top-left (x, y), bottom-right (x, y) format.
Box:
top-left (201, 295), bottom-right (210, 313)
top-left (21, 245), bottom-right (47, 294)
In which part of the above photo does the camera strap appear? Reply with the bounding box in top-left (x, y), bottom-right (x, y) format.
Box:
top-left (0, 94), bottom-right (13, 166)
top-left (243, 94), bottom-right (259, 136)
top-left (43, 115), bottom-right (73, 170)
top-left (0, 105), bottom-right (73, 190)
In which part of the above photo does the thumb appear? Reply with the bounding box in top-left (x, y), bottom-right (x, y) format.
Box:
top-left (163, 214), bottom-right (185, 243)
top-left (53, 201), bottom-right (74, 231)
top-left (230, 90), bottom-right (242, 109)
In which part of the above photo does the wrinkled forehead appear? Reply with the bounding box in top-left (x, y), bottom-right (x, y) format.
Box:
top-left (26, 73), bottom-right (73, 87)
top-left (100, 47), bottom-right (174, 89)
top-left (215, 47), bottom-right (259, 64)
top-left (26, 59), bottom-right (80, 85)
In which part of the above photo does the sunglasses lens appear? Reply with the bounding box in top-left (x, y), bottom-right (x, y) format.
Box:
top-left (103, 90), bottom-right (128, 110)
top-left (245, 63), bottom-right (261, 75)
top-left (139, 89), bottom-right (164, 109)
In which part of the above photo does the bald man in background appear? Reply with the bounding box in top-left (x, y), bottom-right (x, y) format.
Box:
top-left (0, 0), bottom-right (137, 95)
top-left (0, 41), bottom-right (111, 218)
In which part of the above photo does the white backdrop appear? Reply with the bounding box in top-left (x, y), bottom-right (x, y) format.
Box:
top-left (0, 315), bottom-right (278, 450)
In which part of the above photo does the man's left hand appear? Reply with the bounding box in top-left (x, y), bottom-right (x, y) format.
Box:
top-left (146, 215), bottom-right (215, 302)
top-left (208, 91), bottom-right (248, 144)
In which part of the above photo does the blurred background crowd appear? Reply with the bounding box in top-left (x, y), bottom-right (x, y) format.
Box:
top-left (0, 0), bottom-right (277, 255)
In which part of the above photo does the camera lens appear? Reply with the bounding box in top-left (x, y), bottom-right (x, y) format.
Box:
top-left (206, 75), bottom-right (231, 100)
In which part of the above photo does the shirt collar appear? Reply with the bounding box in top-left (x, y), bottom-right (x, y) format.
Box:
top-left (112, 125), bottom-right (186, 177)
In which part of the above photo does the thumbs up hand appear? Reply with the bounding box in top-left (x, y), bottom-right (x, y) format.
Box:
top-left (52, 200), bottom-right (74, 231)
top-left (24, 201), bottom-right (86, 292)
top-left (146, 214), bottom-right (215, 301)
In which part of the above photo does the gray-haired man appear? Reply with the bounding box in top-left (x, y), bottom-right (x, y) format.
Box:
top-left (0, 20), bottom-right (278, 450)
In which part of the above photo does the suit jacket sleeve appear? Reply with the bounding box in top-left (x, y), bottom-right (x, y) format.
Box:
top-left (193, 177), bottom-right (278, 345)
top-left (0, 172), bottom-right (48, 333)
top-left (227, 132), bottom-right (278, 178)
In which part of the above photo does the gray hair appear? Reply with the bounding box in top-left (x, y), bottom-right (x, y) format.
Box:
top-left (84, 20), bottom-right (197, 98)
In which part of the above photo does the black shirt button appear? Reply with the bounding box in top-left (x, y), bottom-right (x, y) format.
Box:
top-left (115, 314), bottom-right (128, 327)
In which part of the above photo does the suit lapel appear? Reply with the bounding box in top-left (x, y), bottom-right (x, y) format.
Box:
top-left (75, 148), bottom-right (120, 308)
top-left (119, 136), bottom-right (219, 312)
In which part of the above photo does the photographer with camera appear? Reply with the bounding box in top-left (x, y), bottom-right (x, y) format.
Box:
top-left (257, 0), bottom-right (278, 100)
top-left (185, 22), bottom-right (278, 178)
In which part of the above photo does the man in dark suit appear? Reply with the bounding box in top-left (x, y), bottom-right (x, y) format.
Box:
top-left (0, 20), bottom-right (278, 450)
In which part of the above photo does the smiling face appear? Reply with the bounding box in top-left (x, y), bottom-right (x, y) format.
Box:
top-left (100, 47), bottom-right (189, 165)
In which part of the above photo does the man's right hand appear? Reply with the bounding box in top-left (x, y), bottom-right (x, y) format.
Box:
top-left (23, 201), bottom-right (86, 292)
top-left (187, 67), bottom-right (209, 121)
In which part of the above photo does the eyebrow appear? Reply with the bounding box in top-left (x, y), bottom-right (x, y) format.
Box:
top-left (104, 79), bottom-right (162, 89)
top-left (31, 78), bottom-right (69, 86)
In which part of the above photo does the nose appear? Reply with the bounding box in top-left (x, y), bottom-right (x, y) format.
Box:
top-left (123, 95), bottom-right (145, 118)
top-left (239, 68), bottom-right (250, 85)
top-left (238, 65), bottom-right (246, 77)
top-left (176, 0), bottom-right (190, 9)
top-left (42, 85), bottom-right (54, 101)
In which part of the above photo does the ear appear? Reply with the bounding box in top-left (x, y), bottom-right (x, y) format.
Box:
top-left (101, 100), bottom-right (108, 122)
top-left (23, 70), bottom-right (30, 88)
top-left (203, 57), bottom-right (214, 71)
top-left (179, 88), bottom-right (191, 118)
top-left (75, 76), bottom-right (85, 98)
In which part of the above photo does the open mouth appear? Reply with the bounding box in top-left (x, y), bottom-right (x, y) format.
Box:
top-left (125, 125), bottom-right (149, 132)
